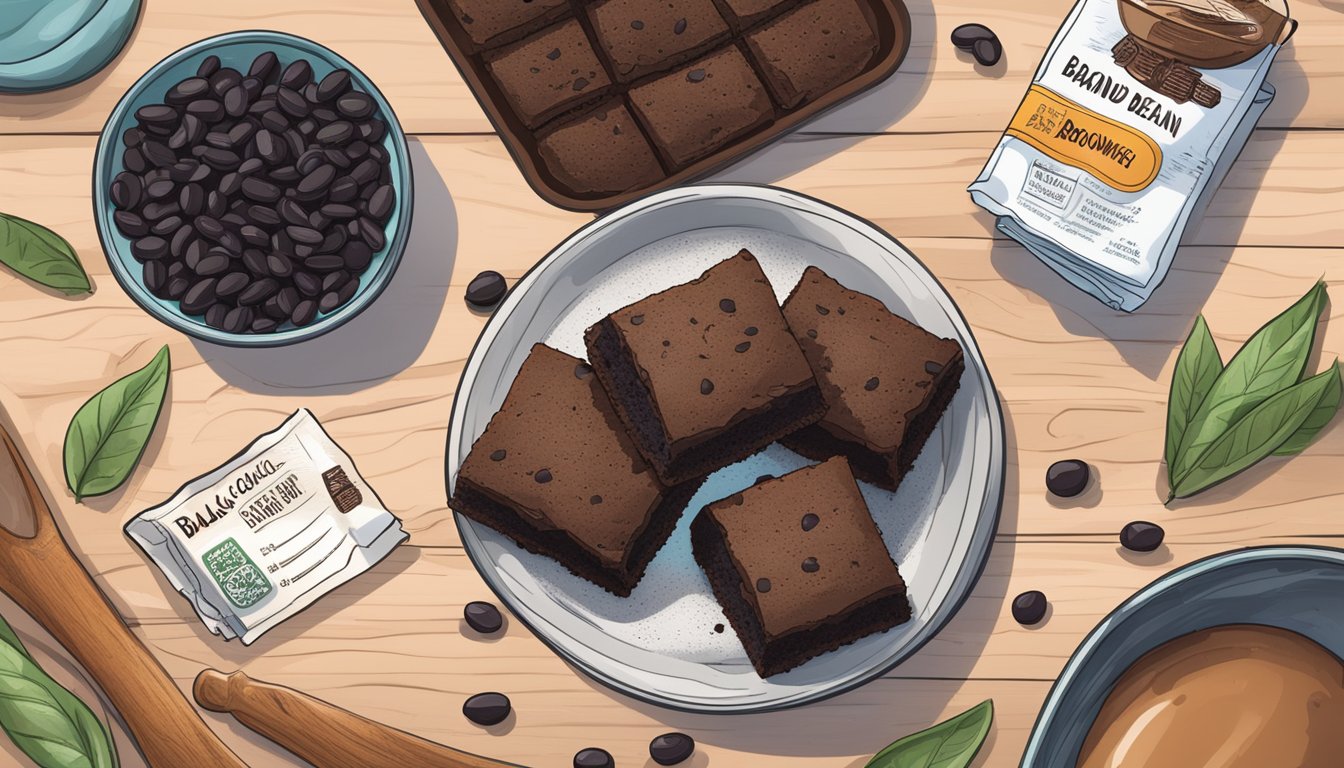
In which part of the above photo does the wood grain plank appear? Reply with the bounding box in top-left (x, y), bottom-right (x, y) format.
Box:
top-left (0, 0), bottom-right (1338, 136)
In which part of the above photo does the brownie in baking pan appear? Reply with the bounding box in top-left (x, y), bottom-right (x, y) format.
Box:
top-left (484, 18), bottom-right (613, 129)
top-left (536, 100), bottom-right (666, 195)
top-left (449, 344), bottom-right (702, 596)
top-left (713, 0), bottom-right (801, 28)
top-left (588, 0), bottom-right (732, 83)
top-left (442, 0), bottom-right (572, 50)
top-left (627, 46), bottom-right (775, 168)
top-left (781, 266), bottom-right (964, 490)
top-left (584, 250), bottom-right (824, 486)
top-left (745, 0), bottom-right (881, 109)
top-left (690, 456), bottom-right (911, 677)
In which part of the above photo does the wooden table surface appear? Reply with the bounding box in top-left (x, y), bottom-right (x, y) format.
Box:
top-left (1, 1), bottom-right (1341, 766)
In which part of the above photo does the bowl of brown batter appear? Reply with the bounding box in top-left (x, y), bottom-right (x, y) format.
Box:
top-left (1021, 546), bottom-right (1344, 767)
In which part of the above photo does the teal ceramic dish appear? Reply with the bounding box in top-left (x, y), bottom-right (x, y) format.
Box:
top-left (93, 31), bottom-right (413, 347)
top-left (0, 0), bottom-right (141, 93)
top-left (1021, 546), bottom-right (1344, 766)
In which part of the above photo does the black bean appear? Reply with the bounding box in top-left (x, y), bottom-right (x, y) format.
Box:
top-left (179, 184), bottom-right (205, 216)
top-left (322, 271), bottom-right (349, 293)
top-left (291, 299), bottom-right (318, 326)
top-left (216, 272), bottom-right (251, 298)
top-left (241, 177), bottom-right (282, 203)
top-left (186, 99), bottom-right (225, 123)
top-left (246, 205), bottom-right (281, 227)
top-left (260, 109), bottom-right (289, 133)
top-left (279, 60), bottom-right (313, 90)
top-left (270, 164), bottom-right (302, 184)
top-left (205, 302), bottom-right (229, 329)
top-left (254, 129), bottom-right (285, 163)
top-left (359, 120), bottom-right (386, 143)
top-left (136, 104), bottom-right (178, 127)
top-left (357, 216), bottom-right (385, 250)
top-left (296, 117), bottom-right (318, 136)
top-left (282, 129), bottom-right (306, 160)
top-left (208, 68), bottom-right (242, 98)
top-left (239, 224), bottom-right (269, 247)
top-left (1012, 590), bottom-right (1048, 625)
top-left (463, 601), bottom-right (504, 634)
top-left (143, 141), bottom-right (177, 168)
top-left (111, 172), bottom-right (143, 210)
top-left (297, 164), bottom-right (335, 198)
top-left (228, 122), bottom-right (256, 148)
top-left (1046, 460), bottom-right (1090, 498)
top-left (950, 23), bottom-right (997, 50)
top-left (170, 226), bottom-right (194, 257)
top-left (337, 91), bottom-right (374, 120)
top-left (223, 86), bottom-right (249, 118)
top-left (115, 211), bottom-right (149, 237)
top-left (195, 54), bottom-right (221, 78)
top-left (278, 198), bottom-right (310, 227)
top-left (194, 215), bottom-right (226, 242)
top-left (294, 244), bottom-right (315, 259)
top-left (181, 277), bottom-right (218, 313)
top-left (972, 36), bottom-right (1002, 66)
top-left (304, 254), bottom-right (345, 272)
top-left (267, 253), bottom-right (294, 278)
top-left (349, 158), bottom-right (379, 186)
top-left (168, 159), bottom-right (202, 182)
top-left (273, 286), bottom-right (298, 315)
top-left (341, 240), bottom-right (372, 271)
top-left (242, 248), bottom-right (270, 276)
top-left (122, 127), bottom-right (146, 147)
top-left (194, 252), bottom-right (231, 276)
top-left (465, 271), bottom-right (507, 308)
top-left (143, 260), bottom-right (168, 293)
top-left (142, 200), bottom-right (180, 221)
top-left (123, 147), bottom-right (148, 173)
top-left (250, 317), bottom-right (280, 334)
top-left (222, 306), bottom-right (253, 333)
top-left (323, 148), bottom-right (351, 169)
top-left (462, 692), bottom-right (510, 726)
top-left (1120, 521), bottom-right (1164, 553)
top-left (204, 130), bottom-right (232, 150)
top-left (200, 147), bottom-right (241, 170)
top-left (315, 69), bottom-right (351, 102)
top-left (283, 225), bottom-right (321, 246)
top-left (315, 121), bottom-right (354, 145)
top-left (241, 76), bottom-right (263, 101)
top-left (292, 271), bottom-right (322, 297)
top-left (272, 229), bottom-right (295, 255)
top-left (368, 144), bottom-right (388, 163)
top-left (319, 226), bottom-right (348, 254)
top-left (249, 51), bottom-right (279, 82)
top-left (277, 87), bottom-right (309, 118)
top-left (143, 179), bottom-right (172, 201)
top-left (150, 215), bottom-right (183, 237)
top-left (320, 203), bottom-right (358, 220)
top-left (318, 290), bottom-right (343, 313)
top-left (574, 748), bottom-right (613, 768)
top-left (239, 278), bottom-right (279, 306)
top-left (165, 276), bottom-right (191, 299)
top-left (183, 239), bottom-right (208, 270)
top-left (329, 175), bottom-right (359, 202)
top-left (366, 184), bottom-right (394, 222)
top-left (649, 733), bottom-right (695, 766)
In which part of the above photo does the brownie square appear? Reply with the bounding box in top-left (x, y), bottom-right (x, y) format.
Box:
top-left (584, 250), bottom-right (824, 486)
top-left (537, 100), bottom-right (666, 195)
top-left (587, 0), bottom-right (732, 83)
top-left (781, 267), bottom-right (964, 490)
top-left (690, 456), bottom-right (911, 677)
top-left (744, 0), bottom-right (880, 109)
top-left (485, 19), bottom-right (613, 129)
top-left (449, 344), bottom-right (702, 596)
top-left (714, 0), bottom-right (800, 27)
top-left (443, 0), bottom-right (572, 50)
top-left (627, 46), bottom-right (774, 168)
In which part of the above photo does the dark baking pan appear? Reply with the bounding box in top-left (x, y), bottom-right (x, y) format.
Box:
top-left (415, 0), bottom-right (911, 212)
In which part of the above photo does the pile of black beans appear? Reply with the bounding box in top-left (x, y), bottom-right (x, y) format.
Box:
top-left (110, 51), bottom-right (396, 334)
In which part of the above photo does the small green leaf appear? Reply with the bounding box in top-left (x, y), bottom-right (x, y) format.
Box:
top-left (1171, 282), bottom-right (1326, 481)
top-left (865, 699), bottom-right (992, 768)
top-left (0, 615), bottom-right (118, 768)
top-left (1165, 315), bottom-right (1223, 475)
top-left (63, 345), bottom-right (171, 502)
top-left (0, 213), bottom-right (91, 295)
top-left (1273, 361), bottom-right (1342, 455)
top-left (1171, 361), bottom-right (1341, 499)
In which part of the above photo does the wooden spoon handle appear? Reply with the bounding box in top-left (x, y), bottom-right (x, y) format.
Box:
top-left (194, 669), bottom-right (521, 768)
top-left (0, 423), bottom-right (247, 768)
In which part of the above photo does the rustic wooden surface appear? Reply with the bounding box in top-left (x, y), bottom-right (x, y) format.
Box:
top-left (0, 0), bottom-right (1341, 766)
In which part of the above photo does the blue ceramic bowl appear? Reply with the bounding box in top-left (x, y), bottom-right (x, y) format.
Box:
top-left (93, 31), bottom-right (413, 347)
top-left (1021, 546), bottom-right (1344, 766)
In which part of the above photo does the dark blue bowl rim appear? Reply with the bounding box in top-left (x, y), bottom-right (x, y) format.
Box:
top-left (92, 29), bottom-right (414, 348)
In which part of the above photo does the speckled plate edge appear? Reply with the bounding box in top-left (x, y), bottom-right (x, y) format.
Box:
top-left (445, 183), bottom-right (1005, 713)
top-left (92, 30), bottom-right (414, 348)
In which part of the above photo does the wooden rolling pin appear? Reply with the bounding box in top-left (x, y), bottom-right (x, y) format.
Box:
top-left (0, 419), bottom-right (247, 766)
top-left (195, 669), bottom-right (521, 768)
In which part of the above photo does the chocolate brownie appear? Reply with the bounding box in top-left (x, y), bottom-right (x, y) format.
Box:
top-left (584, 250), bottom-right (824, 485)
top-left (690, 456), bottom-right (911, 677)
top-left (780, 267), bottom-right (964, 490)
top-left (444, 0), bottom-right (572, 50)
top-left (485, 19), bottom-right (613, 129)
top-left (627, 46), bottom-right (774, 168)
top-left (536, 100), bottom-right (666, 195)
top-left (744, 0), bottom-right (880, 109)
top-left (587, 0), bottom-right (732, 83)
top-left (713, 0), bottom-right (800, 28)
top-left (449, 344), bottom-right (702, 596)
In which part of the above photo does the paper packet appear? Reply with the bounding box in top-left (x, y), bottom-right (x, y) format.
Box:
top-left (969, 0), bottom-right (1294, 311)
top-left (125, 409), bottom-right (407, 644)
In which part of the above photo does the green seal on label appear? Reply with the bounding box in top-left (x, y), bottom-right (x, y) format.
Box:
top-left (203, 537), bottom-right (272, 609)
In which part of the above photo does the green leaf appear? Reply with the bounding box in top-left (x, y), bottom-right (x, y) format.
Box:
top-left (1165, 315), bottom-right (1223, 473)
top-left (0, 615), bottom-right (118, 768)
top-left (1273, 361), bottom-right (1342, 455)
top-left (0, 213), bottom-right (91, 295)
top-left (1171, 361), bottom-right (1341, 499)
top-left (63, 345), bottom-right (171, 502)
top-left (1171, 281), bottom-right (1326, 482)
top-left (865, 700), bottom-right (992, 768)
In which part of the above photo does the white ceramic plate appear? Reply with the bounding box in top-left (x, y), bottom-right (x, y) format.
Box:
top-left (445, 184), bottom-right (1004, 713)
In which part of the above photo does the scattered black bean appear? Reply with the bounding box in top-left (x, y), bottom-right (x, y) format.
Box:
top-left (114, 211), bottom-right (149, 238)
top-left (650, 732), bottom-right (696, 765)
top-left (1045, 459), bottom-right (1090, 498)
top-left (462, 692), bottom-right (510, 726)
top-left (573, 748), bottom-right (614, 768)
top-left (950, 23), bottom-right (997, 50)
top-left (1012, 590), bottom-right (1048, 626)
top-left (972, 36), bottom-right (1003, 66)
top-left (1120, 521), bottom-right (1164, 553)
top-left (463, 601), bottom-right (504, 634)
top-left (465, 271), bottom-right (507, 308)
